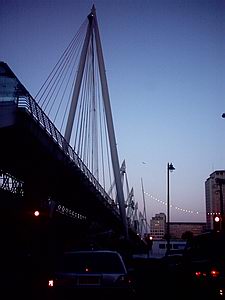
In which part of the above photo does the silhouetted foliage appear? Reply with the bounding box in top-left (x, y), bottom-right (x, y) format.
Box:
top-left (181, 231), bottom-right (193, 241)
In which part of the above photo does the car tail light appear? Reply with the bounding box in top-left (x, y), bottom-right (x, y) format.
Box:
top-left (195, 271), bottom-right (202, 278)
top-left (194, 269), bottom-right (220, 279)
top-left (194, 271), bottom-right (207, 278)
top-left (210, 269), bottom-right (220, 278)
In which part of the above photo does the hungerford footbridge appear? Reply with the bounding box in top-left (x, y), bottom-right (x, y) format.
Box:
top-left (0, 6), bottom-right (150, 255)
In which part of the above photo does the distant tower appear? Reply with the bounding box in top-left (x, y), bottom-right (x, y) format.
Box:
top-left (150, 213), bottom-right (166, 239)
top-left (205, 170), bottom-right (225, 231)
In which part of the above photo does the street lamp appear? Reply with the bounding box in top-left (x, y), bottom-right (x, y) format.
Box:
top-left (167, 162), bottom-right (175, 253)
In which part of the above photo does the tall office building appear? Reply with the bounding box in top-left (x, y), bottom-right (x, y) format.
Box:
top-left (205, 170), bottom-right (225, 231)
top-left (150, 213), bottom-right (166, 239)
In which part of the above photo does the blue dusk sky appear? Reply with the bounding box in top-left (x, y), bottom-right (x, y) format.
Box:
top-left (1, 0), bottom-right (225, 223)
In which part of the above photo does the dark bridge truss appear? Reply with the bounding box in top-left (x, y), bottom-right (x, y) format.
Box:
top-left (0, 62), bottom-right (145, 253)
top-left (0, 169), bottom-right (24, 196)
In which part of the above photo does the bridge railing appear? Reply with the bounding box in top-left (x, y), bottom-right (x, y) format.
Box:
top-left (16, 95), bottom-right (122, 220)
top-left (0, 169), bottom-right (24, 196)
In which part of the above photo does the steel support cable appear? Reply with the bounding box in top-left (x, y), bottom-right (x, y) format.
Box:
top-left (79, 36), bottom-right (99, 177)
top-left (76, 77), bottom-right (86, 159)
top-left (96, 63), bottom-right (106, 189)
top-left (42, 31), bottom-right (85, 115)
top-left (101, 95), bottom-right (113, 199)
top-left (46, 46), bottom-right (78, 116)
top-left (88, 32), bottom-right (114, 194)
top-left (96, 66), bottom-right (111, 191)
top-left (80, 49), bottom-right (91, 165)
top-left (84, 54), bottom-right (93, 169)
top-left (60, 70), bottom-right (76, 133)
top-left (92, 41), bottom-right (108, 183)
top-left (35, 28), bottom-right (87, 136)
top-left (102, 97), bottom-right (115, 200)
top-left (40, 13), bottom-right (112, 199)
top-left (36, 39), bottom-right (74, 107)
top-left (61, 35), bottom-right (86, 126)
top-left (90, 37), bottom-right (115, 199)
top-left (72, 80), bottom-right (82, 153)
top-left (85, 42), bottom-right (97, 172)
top-left (76, 58), bottom-right (90, 160)
top-left (71, 72), bottom-right (85, 157)
top-left (58, 30), bottom-right (91, 156)
top-left (90, 56), bottom-right (95, 174)
top-left (83, 82), bottom-right (91, 168)
top-left (90, 35), bottom-right (99, 179)
top-left (53, 44), bottom-right (83, 126)
top-left (41, 45), bottom-right (74, 111)
top-left (35, 19), bottom-right (88, 106)
top-left (58, 73), bottom-right (74, 132)
top-left (80, 64), bottom-right (91, 165)
top-left (95, 58), bottom-right (103, 185)
top-left (98, 103), bottom-right (112, 192)
top-left (83, 55), bottom-right (93, 165)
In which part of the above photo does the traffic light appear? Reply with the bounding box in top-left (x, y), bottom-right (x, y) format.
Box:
top-left (213, 216), bottom-right (221, 232)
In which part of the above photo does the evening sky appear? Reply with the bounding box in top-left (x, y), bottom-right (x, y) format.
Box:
top-left (1, 0), bottom-right (225, 222)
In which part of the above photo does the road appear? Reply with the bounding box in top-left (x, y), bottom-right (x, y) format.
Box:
top-left (2, 255), bottom-right (222, 300)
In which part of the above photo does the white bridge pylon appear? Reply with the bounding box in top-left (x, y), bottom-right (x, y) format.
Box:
top-left (64, 6), bottom-right (128, 238)
top-left (107, 160), bottom-right (139, 231)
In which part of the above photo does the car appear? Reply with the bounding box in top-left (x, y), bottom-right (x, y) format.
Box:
top-left (46, 250), bottom-right (136, 299)
top-left (181, 231), bottom-right (225, 299)
top-left (162, 248), bottom-right (185, 271)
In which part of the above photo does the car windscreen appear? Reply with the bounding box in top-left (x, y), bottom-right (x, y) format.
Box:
top-left (56, 252), bottom-right (126, 273)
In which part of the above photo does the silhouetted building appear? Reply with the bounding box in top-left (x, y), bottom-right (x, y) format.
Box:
top-left (205, 170), bottom-right (225, 231)
top-left (150, 213), bottom-right (166, 239)
top-left (169, 222), bottom-right (206, 239)
top-left (150, 212), bottom-right (206, 240)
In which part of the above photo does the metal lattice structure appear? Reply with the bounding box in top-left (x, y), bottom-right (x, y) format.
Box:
top-left (0, 170), bottom-right (24, 196)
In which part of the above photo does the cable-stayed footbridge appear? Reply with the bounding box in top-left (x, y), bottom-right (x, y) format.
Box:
top-left (0, 6), bottom-right (149, 255)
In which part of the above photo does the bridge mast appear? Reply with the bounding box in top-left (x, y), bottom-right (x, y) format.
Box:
top-left (92, 6), bottom-right (128, 239)
top-left (64, 6), bottom-right (128, 239)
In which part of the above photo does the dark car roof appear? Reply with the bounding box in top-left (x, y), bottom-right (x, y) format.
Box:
top-left (184, 231), bottom-right (225, 261)
top-left (56, 250), bottom-right (127, 273)
top-left (64, 250), bottom-right (121, 254)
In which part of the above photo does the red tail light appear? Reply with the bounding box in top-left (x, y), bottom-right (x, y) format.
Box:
top-left (194, 269), bottom-right (220, 279)
top-left (210, 269), bottom-right (220, 278)
top-left (195, 271), bottom-right (202, 278)
top-left (194, 271), bottom-right (207, 278)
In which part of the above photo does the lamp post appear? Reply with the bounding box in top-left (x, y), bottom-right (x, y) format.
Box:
top-left (167, 162), bottom-right (175, 253)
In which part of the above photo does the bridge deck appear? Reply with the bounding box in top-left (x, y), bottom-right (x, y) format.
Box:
top-left (0, 61), bottom-right (146, 253)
